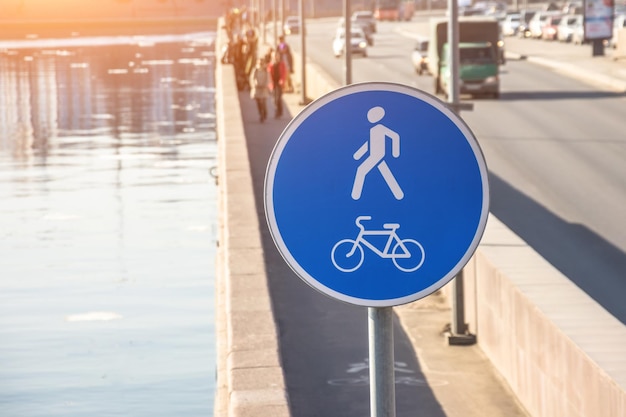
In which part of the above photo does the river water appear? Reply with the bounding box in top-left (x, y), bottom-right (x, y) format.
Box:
top-left (0, 32), bottom-right (217, 416)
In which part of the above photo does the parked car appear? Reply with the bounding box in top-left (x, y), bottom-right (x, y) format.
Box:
top-left (332, 28), bottom-right (368, 57)
top-left (557, 15), bottom-right (582, 42)
top-left (528, 11), bottom-right (561, 39)
top-left (517, 10), bottom-right (536, 38)
top-left (502, 13), bottom-right (521, 36)
top-left (411, 38), bottom-right (429, 75)
top-left (283, 16), bottom-right (300, 35)
top-left (468, 1), bottom-right (507, 19)
top-left (541, 15), bottom-right (563, 40)
top-left (352, 10), bottom-right (377, 33)
top-left (562, 0), bottom-right (582, 14)
top-left (571, 17), bottom-right (586, 44)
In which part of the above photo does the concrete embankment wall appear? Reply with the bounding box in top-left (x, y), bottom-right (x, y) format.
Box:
top-left (214, 35), bottom-right (290, 417)
top-left (463, 217), bottom-right (626, 417)
top-left (214, 28), bottom-right (626, 417)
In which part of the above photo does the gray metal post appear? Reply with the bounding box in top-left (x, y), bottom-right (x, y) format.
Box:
top-left (273, 0), bottom-right (277, 46)
top-left (445, 0), bottom-right (476, 345)
top-left (368, 307), bottom-right (396, 417)
top-left (447, 0), bottom-right (460, 107)
top-left (344, 0), bottom-right (352, 85)
top-left (261, 0), bottom-right (266, 44)
top-left (299, 0), bottom-right (309, 105)
top-left (280, 0), bottom-right (285, 34)
top-left (451, 270), bottom-right (466, 335)
top-left (448, 268), bottom-right (476, 345)
top-left (592, 39), bottom-right (605, 56)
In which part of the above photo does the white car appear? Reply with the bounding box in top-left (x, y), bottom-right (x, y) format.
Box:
top-left (556, 15), bottom-right (582, 42)
top-left (332, 28), bottom-right (368, 57)
top-left (502, 13), bottom-right (521, 36)
top-left (352, 10), bottom-right (377, 33)
top-left (411, 39), bottom-right (429, 75)
top-left (528, 11), bottom-right (561, 39)
top-left (283, 16), bottom-right (300, 35)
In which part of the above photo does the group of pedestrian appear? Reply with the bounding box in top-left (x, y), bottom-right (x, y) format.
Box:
top-left (221, 27), bottom-right (258, 91)
top-left (249, 35), bottom-right (293, 122)
top-left (221, 6), bottom-right (295, 123)
top-left (250, 50), bottom-right (287, 122)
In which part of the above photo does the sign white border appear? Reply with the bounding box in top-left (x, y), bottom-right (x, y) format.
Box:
top-left (264, 82), bottom-right (490, 307)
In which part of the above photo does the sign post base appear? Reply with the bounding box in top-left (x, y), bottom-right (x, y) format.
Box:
top-left (369, 307), bottom-right (396, 417)
top-left (446, 331), bottom-right (477, 346)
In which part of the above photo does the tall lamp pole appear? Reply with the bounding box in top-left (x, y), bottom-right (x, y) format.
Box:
top-left (272, 0), bottom-right (277, 45)
top-left (446, 0), bottom-right (476, 346)
top-left (299, 0), bottom-right (309, 105)
top-left (343, 0), bottom-right (352, 85)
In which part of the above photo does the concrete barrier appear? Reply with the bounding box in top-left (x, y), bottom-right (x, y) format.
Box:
top-left (215, 23), bottom-right (290, 417)
top-left (464, 216), bottom-right (626, 417)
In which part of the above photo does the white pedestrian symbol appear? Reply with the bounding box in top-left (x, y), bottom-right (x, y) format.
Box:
top-left (351, 106), bottom-right (404, 200)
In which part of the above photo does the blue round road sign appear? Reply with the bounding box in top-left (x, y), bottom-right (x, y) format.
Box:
top-left (264, 82), bottom-right (489, 307)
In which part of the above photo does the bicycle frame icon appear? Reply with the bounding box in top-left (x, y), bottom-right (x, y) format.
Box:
top-left (331, 216), bottom-right (425, 273)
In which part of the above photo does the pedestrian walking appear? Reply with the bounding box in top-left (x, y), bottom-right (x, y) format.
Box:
top-left (243, 26), bottom-right (258, 88)
top-left (277, 35), bottom-right (294, 93)
top-left (250, 57), bottom-right (270, 122)
top-left (268, 52), bottom-right (287, 118)
top-left (231, 34), bottom-right (247, 91)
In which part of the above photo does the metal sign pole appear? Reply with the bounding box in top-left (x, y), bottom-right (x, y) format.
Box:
top-left (260, 0), bottom-right (266, 45)
top-left (343, 0), bottom-right (352, 85)
top-left (447, 0), bottom-right (460, 107)
top-left (368, 307), bottom-right (396, 417)
top-left (273, 0), bottom-right (277, 46)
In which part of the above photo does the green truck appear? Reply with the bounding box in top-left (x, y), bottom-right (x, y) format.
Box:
top-left (427, 17), bottom-right (502, 99)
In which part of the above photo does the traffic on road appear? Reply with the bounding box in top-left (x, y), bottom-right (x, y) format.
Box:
top-left (281, 3), bottom-right (625, 100)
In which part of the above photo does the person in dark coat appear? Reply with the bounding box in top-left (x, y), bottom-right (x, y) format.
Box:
top-left (268, 52), bottom-right (287, 118)
top-left (276, 35), bottom-right (294, 93)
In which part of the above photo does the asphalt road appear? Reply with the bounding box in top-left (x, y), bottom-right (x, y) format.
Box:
top-left (286, 16), bottom-right (626, 325)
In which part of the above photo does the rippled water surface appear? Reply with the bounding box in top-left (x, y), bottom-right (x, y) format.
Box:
top-left (0, 32), bottom-right (217, 416)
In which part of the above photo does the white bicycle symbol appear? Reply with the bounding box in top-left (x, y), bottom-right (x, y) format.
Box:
top-left (331, 215), bottom-right (425, 273)
top-left (327, 375), bottom-right (449, 387)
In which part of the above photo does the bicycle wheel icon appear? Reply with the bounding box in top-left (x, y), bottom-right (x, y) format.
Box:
top-left (331, 239), bottom-right (364, 272)
top-left (392, 239), bottom-right (425, 272)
